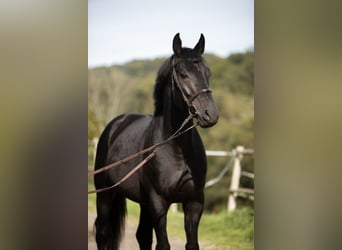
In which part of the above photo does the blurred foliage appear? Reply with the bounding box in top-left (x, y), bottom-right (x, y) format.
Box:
top-left (88, 51), bottom-right (254, 212)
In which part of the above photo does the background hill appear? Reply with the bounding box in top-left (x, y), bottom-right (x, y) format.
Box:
top-left (88, 51), bottom-right (254, 212)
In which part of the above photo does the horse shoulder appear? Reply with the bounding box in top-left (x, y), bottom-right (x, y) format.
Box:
top-left (104, 113), bottom-right (151, 143)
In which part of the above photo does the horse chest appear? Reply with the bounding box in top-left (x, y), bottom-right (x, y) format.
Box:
top-left (148, 152), bottom-right (202, 201)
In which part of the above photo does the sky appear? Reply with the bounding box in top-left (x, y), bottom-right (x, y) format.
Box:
top-left (88, 0), bottom-right (254, 68)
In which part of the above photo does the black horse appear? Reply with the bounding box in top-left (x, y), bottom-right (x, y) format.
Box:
top-left (94, 33), bottom-right (219, 250)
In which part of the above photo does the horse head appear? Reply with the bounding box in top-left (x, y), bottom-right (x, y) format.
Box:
top-left (171, 33), bottom-right (219, 128)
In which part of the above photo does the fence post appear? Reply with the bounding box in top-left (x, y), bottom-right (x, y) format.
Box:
top-left (227, 145), bottom-right (244, 212)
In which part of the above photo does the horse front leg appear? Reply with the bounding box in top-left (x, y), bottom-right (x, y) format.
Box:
top-left (136, 205), bottom-right (153, 250)
top-left (149, 191), bottom-right (170, 250)
top-left (183, 198), bottom-right (204, 250)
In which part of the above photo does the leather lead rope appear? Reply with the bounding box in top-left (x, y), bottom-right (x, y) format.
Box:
top-left (88, 114), bottom-right (198, 194)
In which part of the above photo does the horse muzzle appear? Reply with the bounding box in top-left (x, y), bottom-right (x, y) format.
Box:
top-left (191, 97), bottom-right (219, 128)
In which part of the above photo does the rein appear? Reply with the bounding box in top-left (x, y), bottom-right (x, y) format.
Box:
top-left (88, 113), bottom-right (198, 194)
top-left (88, 61), bottom-right (211, 195)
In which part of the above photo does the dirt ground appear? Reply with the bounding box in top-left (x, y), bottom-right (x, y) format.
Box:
top-left (88, 211), bottom-right (228, 250)
top-left (88, 211), bottom-right (186, 250)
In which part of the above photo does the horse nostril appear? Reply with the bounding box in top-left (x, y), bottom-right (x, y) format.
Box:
top-left (204, 110), bottom-right (211, 121)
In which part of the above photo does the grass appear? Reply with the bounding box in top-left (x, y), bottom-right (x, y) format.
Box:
top-left (151, 201), bottom-right (253, 250)
top-left (88, 187), bottom-right (254, 250)
top-left (198, 208), bottom-right (254, 250)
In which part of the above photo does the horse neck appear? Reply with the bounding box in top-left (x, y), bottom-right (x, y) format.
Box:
top-left (161, 80), bottom-right (194, 145)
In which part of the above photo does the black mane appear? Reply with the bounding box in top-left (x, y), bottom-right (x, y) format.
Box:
top-left (153, 56), bottom-right (173, 116)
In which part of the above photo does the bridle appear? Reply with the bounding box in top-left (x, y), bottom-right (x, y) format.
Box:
top-left (171, 61), bottom-right (212, 115)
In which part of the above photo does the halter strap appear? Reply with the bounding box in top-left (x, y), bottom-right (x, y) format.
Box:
top-left (171, 67), bottom-right (211, 109)
top-left (188, 88), bottom-right (212, 103)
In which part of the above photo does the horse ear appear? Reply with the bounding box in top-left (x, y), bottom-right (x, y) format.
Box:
top-left (194, 34), bottom-right (205, 54)
top-left (173, 33), bottom-right (182, 55)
